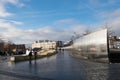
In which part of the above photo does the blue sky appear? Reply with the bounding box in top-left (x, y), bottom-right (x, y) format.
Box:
top-left (0, 0), bottom-right (120, 44)
top-left (11, 0), bottom-right (101, 28)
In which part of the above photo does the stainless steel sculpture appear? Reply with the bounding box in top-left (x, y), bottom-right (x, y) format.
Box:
top-left (72, 29), bottom-right (109, 62)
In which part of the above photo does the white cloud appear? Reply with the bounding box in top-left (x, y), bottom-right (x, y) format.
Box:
top-left (5, 0), bottom-right (19, 4)
top-left (97, 8), bottom-right (120, 20)
top-left (55, 19), bottom-right (78, 24)
top-left (1, 17), bottom-right (119, 44)
top-left (52, 19), bottom-right (81, 30)
top-left (10, 20), bottom-right (23, 25)
top-left (0, 19), bottom-right (23, 25)
top-left (0, 0), bottom-right (24, 17)
top-left (0, 18), bottom-right (88, 44)
top-left (3, 0), bottom-right (25, 7)
top-left (89, 0), bottom-right (120, 8)
top-left (0, 2), bottom-right (12, 17)
top-left (99, 8), bottom-right (120, 37)
top-left (108, 17), bottom-right (120, 36)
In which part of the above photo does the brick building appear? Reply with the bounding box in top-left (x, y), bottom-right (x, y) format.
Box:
top-left (6, 44), bottom-right (26, 54)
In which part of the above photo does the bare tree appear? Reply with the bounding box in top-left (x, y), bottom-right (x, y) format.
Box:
top-left (83, 29), bottom-right (91, 36)
top-left (103, 23), bottom-right (115, 36)
top-left (70, 28), bottom-right (91, 43)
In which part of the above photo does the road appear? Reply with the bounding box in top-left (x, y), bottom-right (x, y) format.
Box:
top-left (0, 51), bottom-right (120, 80)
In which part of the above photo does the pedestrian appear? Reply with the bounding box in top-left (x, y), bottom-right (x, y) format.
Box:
top-left (29, 50), bottom-right (32, 60)
top-left (34, 51), bottom-right (37, 60)
top-left (4, 51), bottom-right (7, 59)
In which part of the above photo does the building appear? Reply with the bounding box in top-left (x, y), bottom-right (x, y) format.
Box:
top-left (0, 42), bottom-right (4, 51)
top-left (113, 40), bottom-right (120, 49)
top-left (6, 44), bottom-right (26, 54)
top-left (0, 39), bottom-right (5, 51)
top-left (109, 36), bottom-right (120, 49)
top-left (32, 40), bottom-right (57, 50)
top-left (56, 41), bottom-right (63, 47)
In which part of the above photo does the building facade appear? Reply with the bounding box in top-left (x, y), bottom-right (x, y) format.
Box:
top-left (0, 42), bottom-right (4, 51)
top-left (32, 40), bottom-right (57, 50)
top-left (6, 44), bottom-right (26, 54)
top-left (109, 36), bottom-right (120, 49)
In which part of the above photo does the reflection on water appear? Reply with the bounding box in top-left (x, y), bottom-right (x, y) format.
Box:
top-left (38, 54), bottom-right (57, 62)
top-left (29, 60), bottom-right (32, 73)
top-left (108, 64), bottom-right (120, 80)
top-left (7, 62), bottom-right (15, 67)
top-left (28, 60), bottom-right (38, 75)
top-left (81, 59), bottom-right (120, 80)
top-left (1, 51), bottom-right (120, 80)
top-left (83, 61), bottom-right (109, 80)
top-left (34, 60), bottom-right (38, 74)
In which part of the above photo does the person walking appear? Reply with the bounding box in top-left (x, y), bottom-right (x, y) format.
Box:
top-left (29, 50), bottom-right (32, 60)
top-left (34, 51), bottom-right (37, 60)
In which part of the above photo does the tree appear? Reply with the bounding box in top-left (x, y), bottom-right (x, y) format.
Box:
top-left (103, 23), bottom-right (115, 36)
top-left (83, 29), bottom-right (91, 36)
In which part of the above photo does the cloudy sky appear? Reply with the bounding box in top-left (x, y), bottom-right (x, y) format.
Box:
top-left (0, 0), bottom-right (120, 44)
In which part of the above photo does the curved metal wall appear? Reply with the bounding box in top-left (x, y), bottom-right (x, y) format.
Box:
top-left (72, 29), bottom-right (108, 60)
